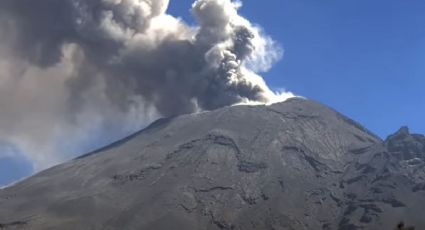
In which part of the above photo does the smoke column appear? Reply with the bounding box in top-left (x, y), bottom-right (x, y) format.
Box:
top-left (0, 0), bottom-right (294, 170)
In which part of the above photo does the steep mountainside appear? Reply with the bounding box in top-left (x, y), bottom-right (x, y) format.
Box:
top-left (0, 98), bottom-right (424, 230)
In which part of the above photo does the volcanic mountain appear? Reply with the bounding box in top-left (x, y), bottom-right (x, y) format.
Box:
top-left (1, 98), bottom-right (424, 230)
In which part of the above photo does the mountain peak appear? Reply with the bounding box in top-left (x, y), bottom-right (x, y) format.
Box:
top-left (386, 126), bottom-right (425, 160)
top-left (1, 99), bottom-right (424, 230)
top-left (395, 126), bottom-right (410, 137)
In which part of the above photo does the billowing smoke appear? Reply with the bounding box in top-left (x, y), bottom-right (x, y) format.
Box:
top-left (0, 0), bottom-right (293, 171)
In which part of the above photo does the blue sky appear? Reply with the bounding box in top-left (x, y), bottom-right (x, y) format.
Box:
top-left (0, 143), bottom-right (33, 186)
top-left (1, 0), bottom-right (424, 186)
top-left (169, 0), bottom-right (425, 139)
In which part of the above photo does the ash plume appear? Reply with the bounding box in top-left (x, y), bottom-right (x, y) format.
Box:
top-left (0, 0), bottom-right (293, 170)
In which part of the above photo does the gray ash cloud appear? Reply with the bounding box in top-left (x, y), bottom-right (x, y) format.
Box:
top-left (0, 0), bottom-right (293, 169)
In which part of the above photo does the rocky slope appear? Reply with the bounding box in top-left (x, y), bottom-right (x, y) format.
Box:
top-left (0, 98), bottom-right (424, 230)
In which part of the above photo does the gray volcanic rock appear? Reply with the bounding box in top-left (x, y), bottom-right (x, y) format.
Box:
top-left (0, 98), bottom-right (424, 230)
top-left (385, 126), bottom-right (425, 161)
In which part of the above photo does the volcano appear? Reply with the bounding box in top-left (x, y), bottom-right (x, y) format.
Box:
top-left (1, 98), bottom-right (424, 230)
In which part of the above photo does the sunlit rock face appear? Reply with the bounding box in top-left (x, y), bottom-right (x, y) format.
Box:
top-left (0, 98), bottom-right (424, 230)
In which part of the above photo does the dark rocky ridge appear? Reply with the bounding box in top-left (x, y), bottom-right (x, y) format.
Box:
top-left (385, 126), bottom-right (425, 161)
top-left (0, 98), bottom-right (424, 230)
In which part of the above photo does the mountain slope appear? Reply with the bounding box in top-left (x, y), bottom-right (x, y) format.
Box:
top-left (0, 98), bottom-right (424, 230)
